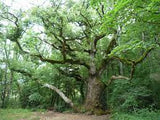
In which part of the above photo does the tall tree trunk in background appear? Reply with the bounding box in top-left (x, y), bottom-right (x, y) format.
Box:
top-left (80, 82), bottom-right (85, 103)
top-left (6, 71), bottom-right (14, 102)
top-left (119, 61), bottom-right (123, 75)
top-left (1, 77), bottom-right (7, 108)
top-left (1, 64), bottom-right (8, 108)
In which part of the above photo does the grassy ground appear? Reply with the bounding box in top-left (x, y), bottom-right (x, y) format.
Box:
top-left (0, 109), bottom-right (40, 120)
top-left (0, 108), bottom-right (160, 120)
top-left (0, 109), bottom-right (109, 120)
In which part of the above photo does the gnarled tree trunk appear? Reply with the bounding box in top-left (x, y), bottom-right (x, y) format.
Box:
top-left (84, 50), bottom-right (105, 114)
top-left (85, 75), bottom-right (105, 112)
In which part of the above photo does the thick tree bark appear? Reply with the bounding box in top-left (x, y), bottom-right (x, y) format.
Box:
top-left (85, 75), bottom-right (105, 111)
top-left (84, 49), bottom-right (105, 114)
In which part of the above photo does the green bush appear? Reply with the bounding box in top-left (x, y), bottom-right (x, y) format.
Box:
top-left (111, 109), bottom-right (160, 120)
top-left (108, 78), bottom-right (152, 112)
top-left (29, 92), bottom-right (43, 107)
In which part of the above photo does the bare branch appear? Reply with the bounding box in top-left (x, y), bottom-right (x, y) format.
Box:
top-left (35, 36), bottom-right (59, 50)
top-left (1, 12), bottom-right (19, 26)
top-left (80, 12), bottom-right (92, 28)
top-left (96, 8), bottom-right (103, 18)
top-left (100, 3), bottom-right (105, 15)
top-left (107, 75), bottom-right (129, 86)
top-left (135, 47), bottom-right (154, 64)
top-left (44, 83), bottom-right (74, 107)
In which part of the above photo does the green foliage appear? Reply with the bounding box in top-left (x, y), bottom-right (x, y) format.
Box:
top-left (112, 109), bottom-right (160, 120)
top-left (108, 48), bottom-right (160, 111)
top-left (19, 82), bottom-right (43, 108)
top-left (109, 40), bottom-right (155, 59)
top-left (29, 93), bottom-right (43, 105)
top-left (108, 79), bottom-right (152, 111)
top-left (6, 25), bottom-right (23, 42)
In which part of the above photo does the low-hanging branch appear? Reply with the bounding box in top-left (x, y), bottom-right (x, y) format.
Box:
top-left (107, 75), bottom-right (130, 86)
top-left (43, 83), bottom-right (74, 107)
top-left (106, 47), bottom-right (154, 86)
top-left (10, 68), bottom-right (74, 107)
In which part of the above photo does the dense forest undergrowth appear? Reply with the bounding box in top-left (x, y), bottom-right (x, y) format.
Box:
top-left (0, 0), bottom-right (160, 119)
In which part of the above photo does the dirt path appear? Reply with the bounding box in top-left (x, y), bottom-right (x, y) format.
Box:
top-left (33, 111), bottom-right (110, 120)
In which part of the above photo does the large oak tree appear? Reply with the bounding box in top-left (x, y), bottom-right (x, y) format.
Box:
top-left (1, 0), bottom-right (157, 113)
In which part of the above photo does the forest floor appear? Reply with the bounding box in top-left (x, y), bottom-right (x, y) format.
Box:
top-left (1, 109), bottom-right (159, 120)
top-left (0, 109), bottom-right (110, 120)
top-left (31, 111), bottom-right (110, 120)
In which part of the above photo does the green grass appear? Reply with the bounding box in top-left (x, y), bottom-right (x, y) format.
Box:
top-left (0, 109), bottom-right (40, 120)
top-left (111, 109), bottom-right (160, 120)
